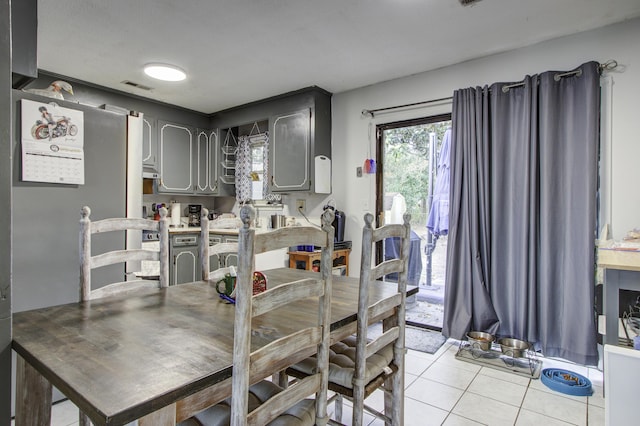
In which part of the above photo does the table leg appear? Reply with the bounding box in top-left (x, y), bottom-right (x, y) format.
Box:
top-left (15, 354), bottom-right (52, 426)
top-left (139, 403), bottom-right (176, 426)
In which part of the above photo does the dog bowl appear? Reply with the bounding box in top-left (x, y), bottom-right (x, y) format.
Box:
top-left (498, 337), bottom-right (531, 358)
top-left (466, 331), bottom-right (495, 351)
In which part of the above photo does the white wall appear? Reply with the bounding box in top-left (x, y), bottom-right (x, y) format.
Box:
top-left (331, 18), bottom-right (640, 275)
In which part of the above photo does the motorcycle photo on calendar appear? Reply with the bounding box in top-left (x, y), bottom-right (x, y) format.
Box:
top-left (30, 106), bottom-right (78, 141)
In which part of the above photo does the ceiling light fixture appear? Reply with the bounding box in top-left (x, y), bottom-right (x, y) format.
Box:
top-left (143, 63), bottom-right (187, 82)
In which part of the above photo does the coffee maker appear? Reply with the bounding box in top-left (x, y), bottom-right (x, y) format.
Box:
top-left (322, 204), bottom-right (345, 242)
top-left (188, 204), bottom-right (202, 227)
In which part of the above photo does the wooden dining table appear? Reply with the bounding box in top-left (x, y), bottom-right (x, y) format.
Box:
top-left (12, 268), bottom-right (417, 425)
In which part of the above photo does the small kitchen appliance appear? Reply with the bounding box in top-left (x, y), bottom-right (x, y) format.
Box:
top-left (188, 204), bottom-right (202, 227)
top-left (322, 204), bottom-right (345, 242)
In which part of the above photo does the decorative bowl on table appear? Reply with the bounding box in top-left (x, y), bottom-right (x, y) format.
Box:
top-left (465, 331), bottom-right (495, 351)
top-left (497, 337), bottom-right (531, 358)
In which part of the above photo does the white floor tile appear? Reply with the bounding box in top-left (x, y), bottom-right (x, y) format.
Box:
top-left (422, 361), bottom-right (478, 390)
top-left (478, 366), bottom-right (531, 386)
top-left (587, 384), bottom-right (604, 409)
top-left (452, 392), bottom-right (520, 426)
top-left (466, 374), bottom-right (527, 407)
top-left (515, 408), bottom-right (576, 426)
top-left (405, 371), bottom-right (420, 389)
top-left (587, 367), bottom-right (603, 388)
top-left (587, 404), bottom-right (604, 426)
top-left (437, 350), bottom-right (483, 374)
top-left (405, 350), bottom-right (436, 376)
top-left (52, 400), bottom-right (80, 426)
top-left (442, 413), bottom-right (487, 425)
top-left (407, 348), bottom-right (438, 360)
top-left (405, 377), bottom-right (464, 411)
top-left (403, 397), bottom-right (449, 426)
top-left (521, 387), bottom-right (587, 426)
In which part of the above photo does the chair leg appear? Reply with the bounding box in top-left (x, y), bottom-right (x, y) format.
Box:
top-left (334, 394), bottom-right (343, 423)
top-left (384, 373), bottom-right (404, 425)
top-left (352, 387), bottom-right (365, 426)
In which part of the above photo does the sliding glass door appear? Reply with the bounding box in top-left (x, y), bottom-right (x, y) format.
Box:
top-left (376, 114), bottom-right (451, 331)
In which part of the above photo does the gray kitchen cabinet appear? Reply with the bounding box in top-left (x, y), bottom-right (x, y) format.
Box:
top-left (158, 120), bottom-right (194, 194)
top-left (208, 234), bottom-right (223, 271)
top-left (142, 115), bottom-right (157, 170)
top-left (210, 87), bottom-right (331, 194)
top-left (169, 234), bottom-right (199, 285)
top-left (195, 128), bottom-right (219, 195)
top-left (223, 236), bottom-right (238, 267)
top-left (270, 108), bottom-right (311, 192)
top-left (208, 234), bottom-right (237, 269)
top-left (169, 233), bottom-right (239, 285)
top-left (268, 89), bottom-right (332, 193)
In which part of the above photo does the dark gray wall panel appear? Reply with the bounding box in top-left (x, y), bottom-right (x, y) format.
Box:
top-left (1, 0), bottom-right (12, 422)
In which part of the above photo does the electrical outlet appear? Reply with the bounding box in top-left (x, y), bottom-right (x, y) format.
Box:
top-left (296, 199), bottom-right (306, 213)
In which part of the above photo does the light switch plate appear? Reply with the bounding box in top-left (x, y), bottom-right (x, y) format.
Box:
top-left (356, 167), bottom-right (363, 177)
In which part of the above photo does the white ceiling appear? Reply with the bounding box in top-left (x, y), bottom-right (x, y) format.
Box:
top-left (38, 0), bottom-right (640, 114)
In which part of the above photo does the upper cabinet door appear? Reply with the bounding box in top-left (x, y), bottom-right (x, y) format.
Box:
top-left (270, 109), bottom-right (311, 192)
top-left (158, 120), bottom-right (193, 193)
top-left (208, 129), bottom-right (219, 193)
top-left (195, 129), bottom-right (219, 194)
top-left (196, 130), bottom-right (210, 193)
top-left (142, 116), bottom-right (157, 169)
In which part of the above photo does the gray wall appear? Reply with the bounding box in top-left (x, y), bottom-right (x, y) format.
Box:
top-left (1, 0), bottom-right (12, 422)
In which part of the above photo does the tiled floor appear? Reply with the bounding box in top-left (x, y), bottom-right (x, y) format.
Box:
top-left (12, 340), bottom-right (605, 426)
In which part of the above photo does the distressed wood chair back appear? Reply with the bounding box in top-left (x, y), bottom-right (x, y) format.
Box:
top-left (199, 207), bottom-right (239, 281)
top-left (230, 204), bottom-right (335, 426)
top-left (79, 205), bottom-right (170, 302)
top-left (346, 211), bottom-right (411, 425)
top-left (286, 212), bottom-right (411, 425)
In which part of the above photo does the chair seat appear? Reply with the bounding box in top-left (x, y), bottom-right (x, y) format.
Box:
top-left (290, 335), bottom-right (394, 390)
top-left (193, 380), bottom-right (316, 426)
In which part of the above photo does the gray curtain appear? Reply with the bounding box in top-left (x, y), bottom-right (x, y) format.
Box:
top-left (443, 61), bottom-right (600, 365)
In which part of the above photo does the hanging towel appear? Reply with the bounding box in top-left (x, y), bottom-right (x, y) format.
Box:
top-left (427, 128), bottom-right (451, 236)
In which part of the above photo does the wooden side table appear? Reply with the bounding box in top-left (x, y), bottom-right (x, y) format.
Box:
top-left (288, 248), bottom-right (351, 276)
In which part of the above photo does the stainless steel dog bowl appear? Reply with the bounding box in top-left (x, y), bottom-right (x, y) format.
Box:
top-left (466, 331), bottom-right (495, 351)
top-left (498, 337), bottom-right (531, 358)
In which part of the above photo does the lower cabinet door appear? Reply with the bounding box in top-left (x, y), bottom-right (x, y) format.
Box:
top-left (223, 236), bottom-right (238, 268)
top-left (172, 246), bottom-right (198, 285)
top-left (208, 235), bottom-right (223, 271)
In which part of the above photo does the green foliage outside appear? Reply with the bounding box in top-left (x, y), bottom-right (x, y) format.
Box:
top-left (383, 121), bottom-right (451, 229)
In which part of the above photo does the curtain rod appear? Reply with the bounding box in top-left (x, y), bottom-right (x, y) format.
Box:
top-left (501, 60), bottom-right (618, 93)
top-left (361, 96), bottom-right (453, 118)
top-left (362, 60), bottom-right (618, 117)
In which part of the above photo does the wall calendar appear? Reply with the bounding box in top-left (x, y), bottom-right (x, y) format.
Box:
top-left (21, 99), bottom-right (85, 185)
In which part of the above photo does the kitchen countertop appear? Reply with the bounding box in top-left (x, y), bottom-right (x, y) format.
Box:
top-left (168, 226), bottom-right (239, 235)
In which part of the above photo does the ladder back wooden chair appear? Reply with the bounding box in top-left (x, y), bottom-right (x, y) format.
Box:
top-left (79, 205), bottom-right (170, 302)
top-left (79, 206), bottom-right (170, 425)
top-left (200, 207), bottom-right (239, 281)
top-left (191, 205), bottom-right (335, 426)
top-left (289, 212), bottom-right (411, 426)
